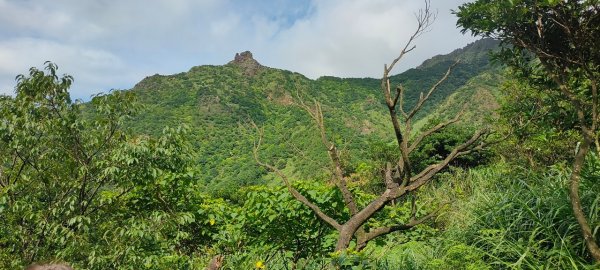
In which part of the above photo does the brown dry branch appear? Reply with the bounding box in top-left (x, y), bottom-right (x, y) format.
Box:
top-left (253, 123), bottom-right (342, 230)
top-left (254, 0), bottom-right (492, 251)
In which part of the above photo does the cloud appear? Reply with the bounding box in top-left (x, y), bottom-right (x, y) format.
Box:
top-left (0, 0), bottom-right (476, 99)
top-left (257, 0), bottom-right (477, 79)
top-left (0, 38), bottom-right (143, 98)
top-left (0, 0), bottom-right (232, 97)
top-left (0, 0), bottom-right (74, 39)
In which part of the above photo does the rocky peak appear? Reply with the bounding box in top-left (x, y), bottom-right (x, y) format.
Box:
top-left (233, 51), bottom-right (254, 63)
top-left (227, 51), bottom-right (262, 76)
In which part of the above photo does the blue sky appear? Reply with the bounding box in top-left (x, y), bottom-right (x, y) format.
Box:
top-left (0, 0), bottom-right (476, 100)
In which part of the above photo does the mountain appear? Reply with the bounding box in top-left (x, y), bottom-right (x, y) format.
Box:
top-left (125, 39), bottom-right (502, 199)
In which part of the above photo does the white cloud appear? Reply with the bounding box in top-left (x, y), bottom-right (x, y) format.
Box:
top-left (0, 38), bottom-right (143, 98)
top-left (258, 0), bottom-right (477, 79)
top-left (0, 0), bottom-right (73, 38)
top-left (0, 0), bottom-right (477, 99)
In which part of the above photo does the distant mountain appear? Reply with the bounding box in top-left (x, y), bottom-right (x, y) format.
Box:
top-left (125, 38), bottom-right (502, 198)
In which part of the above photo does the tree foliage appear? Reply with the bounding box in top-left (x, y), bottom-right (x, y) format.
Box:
top-left (0, 63), bottom-right (218, 269)
top-left (5, 2), bottom-right (598, 266)
top-left (457, 0), bottom-right (600, 262)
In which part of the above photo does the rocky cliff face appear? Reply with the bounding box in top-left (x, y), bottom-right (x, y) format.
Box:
top-left (227, 51), bottom-right (263, 76)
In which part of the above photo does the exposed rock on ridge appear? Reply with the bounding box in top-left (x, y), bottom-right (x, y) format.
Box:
top-left (227, 51), bottom-right (263, 76)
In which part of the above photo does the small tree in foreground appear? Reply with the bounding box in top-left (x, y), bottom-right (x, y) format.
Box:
top-left (0, 62), bottom-right (210, 268)
top-left (456, 0), bottom-right (600, 262)
top-left (255, 0), bottom-right (493, 252)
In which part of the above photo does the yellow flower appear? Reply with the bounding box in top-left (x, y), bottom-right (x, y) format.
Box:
top-left (255, 260), bottom-right (265, 269)
top-left (209, 219), bottom-right (215, 226)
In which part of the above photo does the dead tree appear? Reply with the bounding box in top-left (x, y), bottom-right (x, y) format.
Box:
top-left (254, 0), bottom-right (491, 252)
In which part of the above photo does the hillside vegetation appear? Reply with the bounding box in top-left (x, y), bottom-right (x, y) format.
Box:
top-left (1, 6), bottom-right (599, 267)
top-left (127, 39), bottom-right (500, 198)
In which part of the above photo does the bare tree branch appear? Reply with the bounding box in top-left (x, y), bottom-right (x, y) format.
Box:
top-left (255, 0), bottom-right (494, 252)
top-left (356, 202), bottom-right (447, 250)
top-left (406, 60), bottom-right (459, 121)
top-left (385, 0), bottom-right (436, 74)
top-left (384, 162), bottom-right (399, 190)
top-left (252, 124), bottom-right (341, 230)
top-left (408, 109), bottom-right (464, 154)
top-left (409, 129), bottom-right (489, 190)
top-left (295, 97), bottom-right (360, 216)
top-left (396, 86), bottom-right (408, 118)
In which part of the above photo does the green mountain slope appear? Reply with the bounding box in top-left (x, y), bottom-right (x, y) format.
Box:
top-left (126, 39), bottom-right (501, 198)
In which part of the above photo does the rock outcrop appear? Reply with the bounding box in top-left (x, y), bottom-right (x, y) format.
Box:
top-left (227, 51), bottom-right (262, 76)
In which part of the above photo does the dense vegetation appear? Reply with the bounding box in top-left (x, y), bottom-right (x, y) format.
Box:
top-left (1, 1), bottom-right (599, 268)
top-left (127, 38), bottom-right (499, 201)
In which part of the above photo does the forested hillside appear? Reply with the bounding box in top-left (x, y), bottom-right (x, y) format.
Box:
top-left (1, 1), bottom-right (599, 268)
top-left (127, 38), bottom-right (500, 198)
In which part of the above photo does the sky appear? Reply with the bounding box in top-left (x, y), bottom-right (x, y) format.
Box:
top-left (0, 0), bottom-right (477, 100)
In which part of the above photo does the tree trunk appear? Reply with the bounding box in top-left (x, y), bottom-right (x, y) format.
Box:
top-left (206, 255), bottom-right (224, 270)
top-left (335, 225), bottom-right (355, 251)
top-left (568, 138), bottom-right (600, 262)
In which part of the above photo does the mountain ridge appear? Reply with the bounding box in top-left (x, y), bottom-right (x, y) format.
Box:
top-left (125, 38), bottom-right (502, 198)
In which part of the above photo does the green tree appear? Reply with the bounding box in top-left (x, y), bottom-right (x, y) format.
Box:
top-left (0, 62), bottom-right (137, 265)
top-left (0, 62), bottom-right (216, 269)
top-left (240, 183), bottom-right (341, 269)
top-left (456, 0), bottom-right (600, 262)
top-left (496, 75), bottom-right (580, 167)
